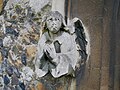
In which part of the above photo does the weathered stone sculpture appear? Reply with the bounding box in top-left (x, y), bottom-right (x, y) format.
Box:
top-left (35, 11), bottom-right (89, 78)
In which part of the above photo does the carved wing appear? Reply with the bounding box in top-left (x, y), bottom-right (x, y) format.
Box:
top-left (74, 19), bottom-right (88, 64)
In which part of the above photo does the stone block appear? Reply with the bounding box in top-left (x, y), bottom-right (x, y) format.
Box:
top-left (100, 67), bottom-right (109, 90)
top-left (113, 65), bottom-right (120, 90)
top-left (79, 68), bottom-right (100, 90)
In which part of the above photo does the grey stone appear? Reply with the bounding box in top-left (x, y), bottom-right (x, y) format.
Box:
top-left (6, 66), bottom-right (13, 77)
top-left (13, 67), bottom-right (21, 78)
top-left (0, 39), bottom-right (3, 47)
top-left (11, 74), bottom-right (19, 85)
top-left (35, 11), bottom-right (89, 78)
top-left (21, 52), bottom-right (27, 66)
top-left (3, 75), bottom-right (10, 85)
top-left (0, 77), bottom-right (3, 87)
top-left (15, 85), bottom-right (22, 90)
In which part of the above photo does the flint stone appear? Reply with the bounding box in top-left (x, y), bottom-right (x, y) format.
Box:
top-left (3, 85), bottom-right (11, 90)
top-left (0, 65), bottom-right (2, 75)
top-left (11, 74), bottom-right (19, 85)
top-left (1, 48), bottom-right (9, 58)
top-left (6, 66), bottom-right (13, 76)
top-left (21, 52), bottom-right (27, 66)
top-left (1, 58), bottom-right (8, 71)
top-left (0, 38), bottom-right (3, 47)
top-left (21, 66), bottom-right (34, 81)
top-left (3, 75), bottom-right (10, 85)
top-left (15, 85), bottom-right (22, 90)
top-left (13, 67), bottom-right (21, 78)
top-left (9, 86), bottom-right (15, 90)
top-left (0, 77), bottom-right (3, 87)
top-left (19, 82), bottom-right (25, 90)
top-left (5, 27), bottom-right (19, 37)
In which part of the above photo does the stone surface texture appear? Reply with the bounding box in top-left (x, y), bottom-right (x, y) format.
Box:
top-left (34, 11), bottom-right (88, 78)
top-left (0, 0), bottom-right (52, 90)
top-left (70, 0), bottom-right (120, 90)
top-left (0, 0), bottom-right (119, 90)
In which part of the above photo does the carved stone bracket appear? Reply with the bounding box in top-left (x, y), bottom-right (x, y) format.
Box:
top-left (35, 11), bottom-right (90, 78)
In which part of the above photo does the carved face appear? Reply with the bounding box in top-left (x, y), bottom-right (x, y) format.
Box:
top-left (46, 13), bottom-right (62, 33)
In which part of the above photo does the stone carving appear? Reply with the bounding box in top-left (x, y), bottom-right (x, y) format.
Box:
top-left (35, 11), bottom-right (89, 78)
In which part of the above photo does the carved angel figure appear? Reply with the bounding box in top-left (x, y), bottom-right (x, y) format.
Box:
top-left (35, 11), bottom-right (89, 78)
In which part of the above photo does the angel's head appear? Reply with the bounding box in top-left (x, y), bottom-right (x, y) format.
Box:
top-left (42, 11), bottom-right (63, 34)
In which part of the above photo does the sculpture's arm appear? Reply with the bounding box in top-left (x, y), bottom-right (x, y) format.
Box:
top-left (35, 35), bottom-right (45, 67)
top-left (45, 34), bottom-right (79, 71)
top-left (35, 34), bottom-right (48, 78)
top-left (51, 42), bottom-right (79, 78)
top-left (53, 47), bottom-right (78, 69)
